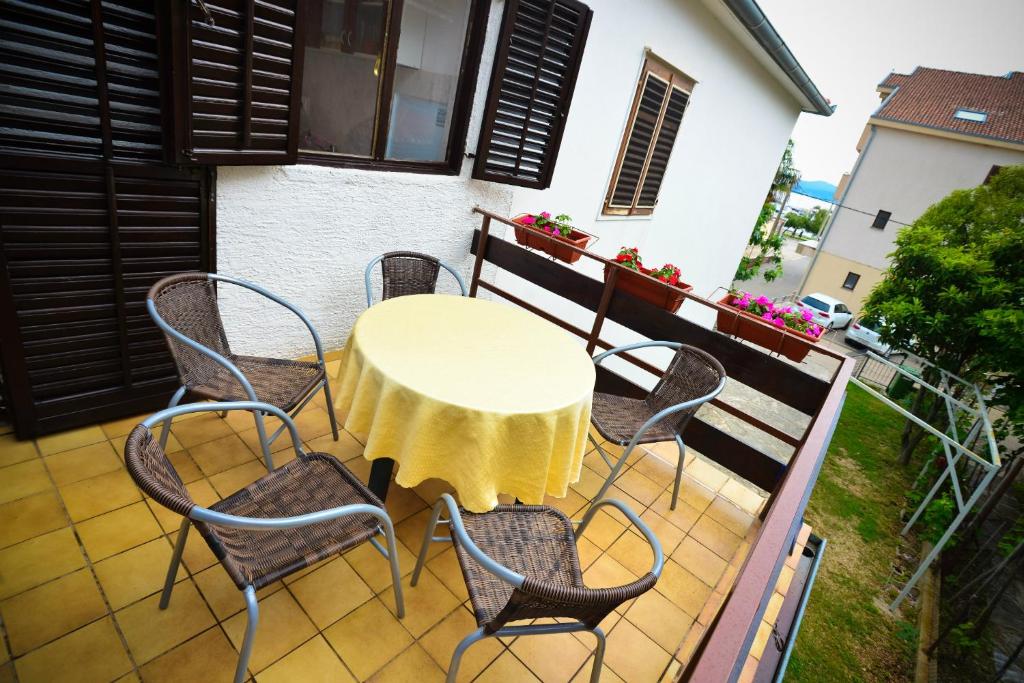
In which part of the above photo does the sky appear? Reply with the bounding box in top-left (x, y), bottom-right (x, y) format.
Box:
top-left (756, 0), bottom-right (1024, 185)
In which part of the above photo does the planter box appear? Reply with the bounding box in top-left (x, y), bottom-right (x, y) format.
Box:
top-left (715, 295), bottom-right (821, 362)
top-left (605, 264), bottom-right (692, 313)
top-left (512, 215), bottom-right (592, 264)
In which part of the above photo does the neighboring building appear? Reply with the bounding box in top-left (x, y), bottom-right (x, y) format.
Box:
top-left (802, 67), bottom-right (1024, 313)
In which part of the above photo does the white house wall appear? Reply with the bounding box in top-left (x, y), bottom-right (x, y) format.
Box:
top-left (214, 0), bottom-right (804, 361)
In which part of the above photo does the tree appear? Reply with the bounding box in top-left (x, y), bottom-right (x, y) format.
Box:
top-left (784, 206), bottom-right (830, 235)
top-left (735, 141), bottom-right (798, 282)
top-left (863, 165), bottom-right (1024, 465)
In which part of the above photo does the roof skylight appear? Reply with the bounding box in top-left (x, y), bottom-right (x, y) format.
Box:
top-left (954, 109), bottom-right (988, 123)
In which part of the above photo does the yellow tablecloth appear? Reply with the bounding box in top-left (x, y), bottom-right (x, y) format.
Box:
top-left (335, 294), bottom-right (595, 512)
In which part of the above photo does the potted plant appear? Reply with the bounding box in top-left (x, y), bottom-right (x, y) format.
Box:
top-left (716, 291), bottom-right (824, 362)
top-left (512, 211), bottom-right (594, 264)
top-left (604, 247), bottom-right (693, 313)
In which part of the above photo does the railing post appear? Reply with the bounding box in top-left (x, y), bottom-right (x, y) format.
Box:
top-left (469, 214), bottom-right (491, 298)
top-left (586, 267), bottom-right (618, 355)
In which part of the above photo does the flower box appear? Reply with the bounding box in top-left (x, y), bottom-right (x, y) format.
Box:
top-left (512, 215), bottom-right (593, 264)
top-left (715, 295), bottom-right (821, 362)
top-left (605, 264), bottom-right (693, 313)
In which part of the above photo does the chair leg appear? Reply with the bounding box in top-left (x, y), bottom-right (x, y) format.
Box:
top-left (592, 443), bottom-right (635, 504)
top-left (380, 518), bottom-right (405, 618)
top-left (412, 502), bottom-right (444, 586)
top-left (321, 378), bottom-right (340, 441)
top-left (234, 586), bottom-right (259, 683)
top-left (251, 410), bottom-right (274, 470)
top-left (159, 519), bottom-right (190, 609)
top-left (590, 626), bottom-right (607, 683)
top-left (159, 386), bottom-right (187, 450)
top-left (671, 434), bottom-right (686, 511)
top-left (447, 628), bottom-right (486, 683)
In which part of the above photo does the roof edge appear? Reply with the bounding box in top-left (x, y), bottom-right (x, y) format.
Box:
top-left (717, 0), bottom-right (835, 116)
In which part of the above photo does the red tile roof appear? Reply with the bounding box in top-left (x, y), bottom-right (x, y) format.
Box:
top-left (873, 67), bottom-right (1024, 145)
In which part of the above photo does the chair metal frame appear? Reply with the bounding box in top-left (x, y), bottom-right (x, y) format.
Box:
top-left (411, 494), bottom-right (663, 683)
top-left (140, 401), bottom-right (404, 683)
top-left (590, 341), bottom-right (727, 510)
top-left (363, 252), bottom-right (468, 307)
top-left (147, 273), bottom-right (339, 468)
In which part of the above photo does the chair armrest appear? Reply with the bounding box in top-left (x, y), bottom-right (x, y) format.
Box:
top-left (209, 274), bottom-right (326, 365)
top-left (434, 494), bottom-right (526, 588)
top-left (142, 401), bottom-right (305, 457)
top-left (577, 498), bottom-right (664, 578)
top-left (437, 259), bottom-right (469, 296)
top-left (188, 501), bottom-right (392, 530)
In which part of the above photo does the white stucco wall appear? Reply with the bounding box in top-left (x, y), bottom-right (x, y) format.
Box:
top-left (214, 0), bottom-right (806, 360)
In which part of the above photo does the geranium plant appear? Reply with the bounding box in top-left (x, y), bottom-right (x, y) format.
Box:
top-left (519, 211), bottom-right (574, 238)
top-left (728, 290), bottom-right (823, 338)
top-left (614, 247), bottom-right (682, 286)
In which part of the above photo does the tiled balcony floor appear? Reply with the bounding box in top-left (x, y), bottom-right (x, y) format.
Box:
top-left (0, 363), bottom-right (769, 683)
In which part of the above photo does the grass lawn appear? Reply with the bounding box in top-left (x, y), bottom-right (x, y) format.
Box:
top-left (786, 383), bottom-right (920, 682)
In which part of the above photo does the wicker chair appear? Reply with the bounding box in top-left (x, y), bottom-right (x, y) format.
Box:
top-left (125, 401), bottom-right (405, 683)
top-left (364, 251), bottom-right (467, 307)
top-left (147, 272), bottom-right (338, 467)
top-left (590, 341), bottom-right (726, 510)
top-left (412, 494), bottom-right (663, 683)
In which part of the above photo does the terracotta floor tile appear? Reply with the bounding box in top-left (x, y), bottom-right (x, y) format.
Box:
top-left (44, 441), bottom-right (121, 486)
top-left (384, 482), bottom-right (430, 524)
top-left (511, 629), bottom-right (592, 682)
top-left (0, 490), bottom-right (67, 549)
top-left (237, 425), bottom-right (293, 457)
top-left (207, 459), bottom-right (269, 498)
top-left (116, 579), bottom-right (216, 664)
top-left (633, 451), bottom-right (678, 487)
top-left (583, 553), bottom-right (637, 589)
top-left (689, 514), bottom-right (744, 561)
top-left (94, 537), bottom-right (186, 609)
top-left (292, 407), bottom-right (335, 440)
top-left (323, 598), bottom-right (413, 680)
top-left (719, 478), bottom-right (766, 516)
top-left (677, 623), bottom-right (705, 663)
top-left (418, 606), bottom-right (503, 679)
top-left (59, 469), bottom-right (142, 522)
top-left (35, 425), bottom-right (106, 456)
top-left (170, 413), bottom-right (235, 449)
top-left (686, 457), bottom-right (730, 492)
top-left (77, 502), bottom-right (162, 561)
top-left (656, 560), bottom-right (713, 619)
top-left (1, 568), bottom-right (107, 655)
top-left (0, 460), bottom-right (52, 506)
top-left (638, 509), bottom-right (687, 556)
top-left (223, 588), bottom-right (318, 673)
top-left (673, 536), bottom-right (728, 588)
top-left (189, 433), bottom-right (259, 477)
top-left (607, 529), bottom-right (657, 577)
top-left (0, 527), bottom-right (85, 599)
top-left (474, 651), bottom-right (540, 682)
top-left (396, 508), bottom-right (449, 563)
top-left (649, 490), bottom-right (704, 533)
top-left (697, 591), bottom-right (726, 627)
top-left (576, 537), bottom-right (602, 570)
top-left (542, 487), bottom-right (589, 519)
top-left (577, 509), bottom-right (627, 550)
top-left (570, 655), bottom-right (625, 683)
top-left (412, 478), bottom-right (454, 508)
top-left (0, 435), bottom-right (37, 468)
top-left (169, 526), bottom-right (219, 573)
top-left (367, 643), bottom-right (445, 683)
top-left (623, 589), bottom-right (693, 653)
top-left (569, 464), bottom-right (608, 501)
top-left (192, 565), bottom-right (281, 620)
top-left (603, 618), bottom-right (672, 682)
top-left (101, 413), bottom-right (149, 440)
top-left (705, 497), bottom-right (757, 537)
top-left (257, 635), bottom-right (355, 683)
top-left (382, 569), bottom-right (461, 637)
top-left (424, 546), bottom-right (469, 602)
top-left (166, 449), bottom-right (204, 484)
top-left (139, 626), bottom-right (240, 683)
top-left (343, 535), bottom-right (416, 593)
top-left (13, 617), bottom-right (132, 683)
top-left (304, 431), bottom-right (364, 462)
top-left (289, 556), bottom-right (374, 628)
top-left (615, 468), bottom-right (666, 507)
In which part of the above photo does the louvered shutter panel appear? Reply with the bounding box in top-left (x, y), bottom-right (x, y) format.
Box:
top-left (608, 73), bottom-right (667, 208)
top-left (172, 0), bottom-right (305, 164)
top-left (473, 0), bottom-right (592, 189)
top-left (636, 86), bottom-right (688, 208)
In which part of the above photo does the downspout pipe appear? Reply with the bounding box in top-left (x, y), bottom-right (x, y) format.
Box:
top-left (722, 0), bottom-right (835, 116)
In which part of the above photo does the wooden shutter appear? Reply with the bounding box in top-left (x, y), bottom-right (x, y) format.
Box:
top-left (169, 0), bottom-right (305, 164)
top-left (605, 56), bottom-right (693, 216)
top-left (473, 0), bottom-right (592, 188)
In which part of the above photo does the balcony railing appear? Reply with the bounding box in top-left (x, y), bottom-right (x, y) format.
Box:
top-left (468, 207), bottom-right (853, 682)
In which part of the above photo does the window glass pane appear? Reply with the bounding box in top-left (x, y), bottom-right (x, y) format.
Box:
top-left (385, 0), bottom-right (471, 162)
top-left (300, 0), bottom-right (389, 157)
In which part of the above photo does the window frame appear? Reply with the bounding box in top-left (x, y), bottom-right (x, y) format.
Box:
top-left (871, 210), bottom-right (891, 229)
top-left (842, 272), bottom-right (860, 290)
top-left (603, 54), bottom-right (695, 217)
top-left (296, 0), bottom-right (491, 175)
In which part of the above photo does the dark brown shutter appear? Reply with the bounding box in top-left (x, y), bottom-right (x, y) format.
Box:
top-left (170, 0), bottom-right (305, 164)
top-left (609, 74), bottom-right (667, 208)
top-left (473, 0), bottom-right (592, 188)
top-left (636, 87), bottom-right (688, 208)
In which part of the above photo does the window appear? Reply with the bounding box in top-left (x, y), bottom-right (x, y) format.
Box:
top-left (603, 55), bottom-right (694, 216)
top-left (872, 210), bottom-right (891, 229)
top-left (800, 296), bottom-right (829, 312)
top-left (473, 0), bottom-right (593, 189)
top-left (298, 0), bottom-right (489, 172)
top-left (842, 272), bottom-right (860, 290)
top-left (954, 108), bottom-right (988, 123)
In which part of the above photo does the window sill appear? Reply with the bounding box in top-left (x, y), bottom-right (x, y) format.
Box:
top-left (297, 153), bottom-right (462, 176)
top-left (593, 212), bottom-right (656, 222)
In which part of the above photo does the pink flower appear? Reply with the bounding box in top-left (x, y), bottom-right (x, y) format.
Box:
top-left (540, 211), bottom-right (551, 219)
top-left (773, 317), bottom-right (785, 327)
top-left (801, 309), bottom-right (814, 322)
top-left (756, 296), bottom-right (772, 307)
top-left (762, 312), bottom-right (773, 321)
top-left (521, 215), bottom-right (536, 225)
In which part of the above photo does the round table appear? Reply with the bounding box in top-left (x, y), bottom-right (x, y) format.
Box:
top-left (334, 294), bottom-right (596, 512)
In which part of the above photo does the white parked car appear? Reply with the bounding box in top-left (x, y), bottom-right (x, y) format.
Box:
top-left (794, 293), bottom-right (853, 330)
top-left (844, 316), bottom-right (892, 356)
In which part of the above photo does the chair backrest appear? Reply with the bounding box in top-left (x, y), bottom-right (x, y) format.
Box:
top-left (124, 424), bottom-right (195, 517)
top-left (378, 251), bottom-right (442, 301)
top-left (646, 344), bottom-right (726, 432)
top-left (148, 272), bottom-right (231, 388)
